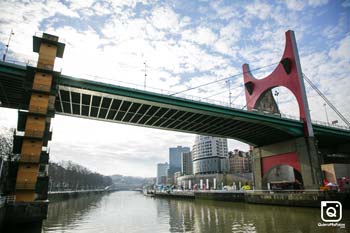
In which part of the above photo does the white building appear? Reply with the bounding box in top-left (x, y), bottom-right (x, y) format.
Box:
top-left (192, 135), bottom-right (229, 174)
top-left (156, 162), bottom-right (169, 185)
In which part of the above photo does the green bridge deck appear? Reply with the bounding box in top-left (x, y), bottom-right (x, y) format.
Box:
top-left (0, 61), bottom-right (349, 147)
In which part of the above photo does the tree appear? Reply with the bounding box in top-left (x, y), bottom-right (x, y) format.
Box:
top-left (0, 127), bottom-right (15, 159)
top-left (49, 161), bottom-right (112, 191)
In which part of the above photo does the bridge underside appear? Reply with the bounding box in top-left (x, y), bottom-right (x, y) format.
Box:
top-left (0, 61), bottom-right (349, 147)
top-left (55, 85), bottom-right (299, 146)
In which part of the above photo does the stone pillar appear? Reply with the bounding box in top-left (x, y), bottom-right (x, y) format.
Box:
top-left (296, 137), bottom-right (323, 189)
top-left (252, 148), bottom-right (263, 190)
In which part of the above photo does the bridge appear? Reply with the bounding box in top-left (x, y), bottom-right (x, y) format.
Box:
top-left (0, 61), bottom-right (348, 147)
top-left (0, 31), bottom-right (349, 225)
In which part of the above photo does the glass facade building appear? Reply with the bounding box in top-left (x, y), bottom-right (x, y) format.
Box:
top-left (156, 162), bottom-right (169, 185)
top-left (168, 146), bottom-right (191, 182)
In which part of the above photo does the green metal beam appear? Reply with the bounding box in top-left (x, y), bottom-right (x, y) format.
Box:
top-left (0, 61), bottom-right (349, 147)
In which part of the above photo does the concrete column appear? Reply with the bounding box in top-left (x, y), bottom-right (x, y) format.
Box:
top-left (296, 137), bottom-right (323, 189)
top-left (252, 148), bottom-right (263, 190)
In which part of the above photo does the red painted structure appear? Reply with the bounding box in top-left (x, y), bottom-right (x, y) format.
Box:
top-left (242, 30), bottom-right (313, 137)
top-left (242, 30), bottom-right (316, 185)
top-left (261, 152), bottom-right (301, 176)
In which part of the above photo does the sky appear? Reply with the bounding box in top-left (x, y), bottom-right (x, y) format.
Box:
top-left (0, 0), bottom-right (349, 177)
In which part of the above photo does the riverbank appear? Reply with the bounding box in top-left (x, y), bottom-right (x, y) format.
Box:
top-left (152, 190), bottom-right (350, 208)
top-left (48, 189), bottom-right (116, 201)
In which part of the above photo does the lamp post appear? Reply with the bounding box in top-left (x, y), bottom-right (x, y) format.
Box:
top-left (143, 62), bottom-right (147, 90)
top-left (323, 103), bottom-right (329, 125)
top-left (226, 80), bottom-right (232, 107)
top-left (274, 90), bottom-right (279, 105)
top-left (3, 29), bottom-right (14, 62)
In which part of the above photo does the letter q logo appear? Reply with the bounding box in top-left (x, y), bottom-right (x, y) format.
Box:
top-left (321, 201), bottom-right (342, 223)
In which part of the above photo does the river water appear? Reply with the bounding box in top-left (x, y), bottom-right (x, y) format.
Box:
top-left (41, 191), bottom-right (349, 233)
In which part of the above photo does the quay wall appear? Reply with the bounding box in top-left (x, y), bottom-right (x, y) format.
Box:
top-left (150, 190), bottom-right (350, 208)
top-left (245, 191), bottom-right (350, 208)
top-left (194, 191), bottom-right (245, 202)
top-left (154, 191), bottom-right (194, 199)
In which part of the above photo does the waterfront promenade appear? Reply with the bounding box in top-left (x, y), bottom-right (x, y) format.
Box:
top-left (152, 189), bottom-right (350, 208)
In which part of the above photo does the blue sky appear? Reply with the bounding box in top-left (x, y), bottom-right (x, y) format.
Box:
top-left (0, 0), bottom-right (349, 176)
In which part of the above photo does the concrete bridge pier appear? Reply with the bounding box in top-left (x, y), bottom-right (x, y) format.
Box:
top-left (252, 137), bottom-right (323, 190)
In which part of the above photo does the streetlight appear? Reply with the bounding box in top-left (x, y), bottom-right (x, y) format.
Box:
top-left (226, 80), bottom-right (232, 107)
top-left (3, 29), bottom-right (14, 62)
top-left (274, 90), bottom-right (279, 105)
top-left (323, 103), bottom-right (329, 125)
top-left (143, 62), bottom-right (147, 90)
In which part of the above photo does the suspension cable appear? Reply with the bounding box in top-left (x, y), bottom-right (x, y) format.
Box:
top-left (303, 73), bottom-right (350, 128)
top-left (205, 84), bottom-right (243, 99)
top-left (170, 62), bottom-right (279, 96)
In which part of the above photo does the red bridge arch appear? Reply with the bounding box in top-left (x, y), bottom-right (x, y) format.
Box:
top-left (242, 30), bottom-right (313, 136)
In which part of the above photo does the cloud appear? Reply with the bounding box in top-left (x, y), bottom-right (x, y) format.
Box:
top-left (245, 1), bottom-right (272, 20)
top-left (150, 6), bottom-right (180, 32)
top-left (342, 0), bottom-right (350, 7)
top-left (308, 0), bottom-right (328, 7)
top-left (284, 0), bottom-right (306, 11)
top-left (182, 26), bottom-right (218, 46)
top-left (328, 35), bottom-right (350, 60)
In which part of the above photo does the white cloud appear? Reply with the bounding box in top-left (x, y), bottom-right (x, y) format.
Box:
top-left (65, 0), bottom-right (94, 10)
top-left (245, 1), bottom-right (271, 20)
top-left (308, 0), bottom-right (328, 7)
top-left (182, 26), bottom-right (218, 46)
top-left (150, 6), bottom-right (180, 32)
top-left (285, 0), bottom-right (306, 11)
top-left (328, 35), bottom-right (350, 60)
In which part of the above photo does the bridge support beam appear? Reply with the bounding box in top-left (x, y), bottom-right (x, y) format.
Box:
top-left (252, 137), bottom-right (323, 190)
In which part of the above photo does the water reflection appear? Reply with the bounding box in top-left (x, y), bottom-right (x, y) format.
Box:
top-left (43, 194), bottom-right (104, 232)
top-left (167, 199), bottom-right (349, 233)
top-left (39, 191), bottom-right (349, 233)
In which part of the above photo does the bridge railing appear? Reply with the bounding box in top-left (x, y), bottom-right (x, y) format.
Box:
top-left (0, 196), bottom-right (16, 206)
top-left (2, 53), bottom-right (63, 73)
top-left (311, 119), bottom-right (349, 130)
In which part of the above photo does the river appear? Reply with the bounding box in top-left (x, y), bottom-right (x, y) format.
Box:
top-left (40, 191), bottom-right (349, 233)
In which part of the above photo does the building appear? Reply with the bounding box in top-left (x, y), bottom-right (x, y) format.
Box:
top-left (228, 150), bottom-right (251, 173)
top-left (168, 146), bottom-right (190, 183)
top-left (159, 175), bottom-right (167, 185)
top-left (156, 162), bottom-right (169, 185)
top-left (192, 135), bottom-right (229, 174)
top-left (181, 151), bottom-right (193, 175)
top-left (174, 171), bottom-right (182, 185)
